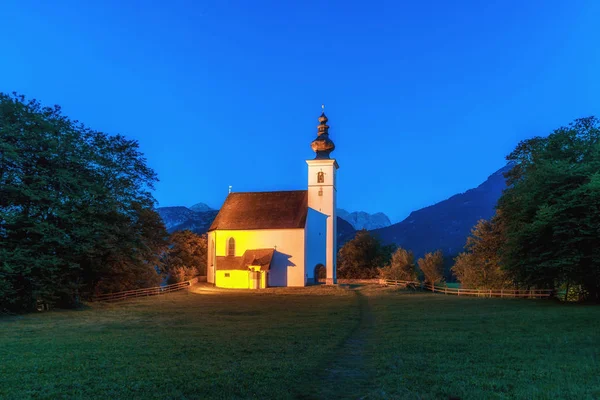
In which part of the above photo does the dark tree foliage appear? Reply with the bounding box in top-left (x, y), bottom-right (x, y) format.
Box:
top-left (162, 230), bottom-right (207, 284)
top-left (337, 229), bottom-right (395, 279)
top-left (0, 93), bottom-right (168, 311)
top-left (498, 116), bottom-right (600, 300)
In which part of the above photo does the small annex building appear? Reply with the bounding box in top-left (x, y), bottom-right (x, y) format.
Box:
top-left (207, 110), bottom-right (339, 288)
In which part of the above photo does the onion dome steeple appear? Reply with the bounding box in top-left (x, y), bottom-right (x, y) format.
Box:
top-left (310, 105), bottom-right (335, 159)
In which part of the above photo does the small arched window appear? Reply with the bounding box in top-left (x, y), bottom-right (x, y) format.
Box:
top-left (317, 171), bottom-right (325, 183)
top-left (227, 237), bottom-right (235, 256)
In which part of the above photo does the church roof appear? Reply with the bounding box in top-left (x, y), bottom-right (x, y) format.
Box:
top-left (216, 248), bottom-right (275, 271)
top-left (208, 190), bottom-right (308, 231)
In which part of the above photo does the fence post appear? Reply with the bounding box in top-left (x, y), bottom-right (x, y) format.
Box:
top-left (457, 288), bottom-right (460, 296)
top-left (489, 289), bottom-right (492, 298)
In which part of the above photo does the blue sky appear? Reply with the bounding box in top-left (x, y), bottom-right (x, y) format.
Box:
top-left (2, 0), bottom-right (599, 221)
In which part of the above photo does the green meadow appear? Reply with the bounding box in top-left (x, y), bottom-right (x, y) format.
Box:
top-left (1, 285), bottom-right (599, 399)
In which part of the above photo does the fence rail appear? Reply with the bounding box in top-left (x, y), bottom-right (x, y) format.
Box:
top-left (93, 277), bottom-right (199, 302)
top-left (382, 279), bottom-right (553, 299)
top-left (380, 279), bottom-right (420, 288)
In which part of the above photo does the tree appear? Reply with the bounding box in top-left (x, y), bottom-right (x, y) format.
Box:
top-left (337, 230), bottom-right (394, 279)
top-left (418, 250), bottom-right (444, 286)
top-left (0, 93), bottom-right (167, 311)
top-left (498, 116), bottom-right (600, 300)
top-left (379, 247), bottom-right (417, 281)
top-left (163, 230), bottom-right (207, 283)
top-left (451, 215), bottom-right (512, 289)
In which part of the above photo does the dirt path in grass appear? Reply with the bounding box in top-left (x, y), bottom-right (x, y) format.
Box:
top-left (300, 286), bottom-right (377, 399)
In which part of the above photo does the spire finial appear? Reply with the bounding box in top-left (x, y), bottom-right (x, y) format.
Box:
top-left (311, 107), bottom-right (335, 159)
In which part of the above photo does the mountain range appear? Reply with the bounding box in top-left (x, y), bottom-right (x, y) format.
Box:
top-left (156, 204), bottom-right (218, 233)
top-left (337, 209), bottom-right (391, 230)
top-left (156, 164), bottom-right (510, 257)
top-left (371, 164), bottom-right (511, 257)
top-left (156, 202), bottom-right (389, 238)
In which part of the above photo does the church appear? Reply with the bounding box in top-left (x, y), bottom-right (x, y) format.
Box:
top-left (206, 110), bottom-right (338, 288)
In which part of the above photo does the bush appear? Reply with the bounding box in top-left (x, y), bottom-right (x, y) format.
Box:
top-left (337, 230), bottom-right (394, 279)
top-left (418, 250), bottom-right (445, 286)
top-left (379, 247), bottom-right (417, 281)
top-left (163, 230), bottom-right (207, 283)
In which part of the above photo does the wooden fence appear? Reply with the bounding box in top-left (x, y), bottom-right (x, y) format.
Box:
top-left (93, 277), bottom-right (199, 302)
top-left (380, 279), bottom-right (420, 288)
top-left (382, 279), bottom-right (553, 299)
top-left (337, 278), bottom-right (382, 285)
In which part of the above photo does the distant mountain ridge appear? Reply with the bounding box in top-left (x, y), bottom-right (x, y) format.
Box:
top-left (156, 203), bottom-right (354, 247)
top-left (156, 206), bottom-right (218, 233)
top-left (189, 202), bottom-right (213, 213)
top-left (337, 209), bottom-right (391, 230)
top-left (371, 165), bottom-right (511, 257)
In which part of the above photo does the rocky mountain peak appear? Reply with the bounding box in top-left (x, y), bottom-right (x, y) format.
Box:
top-left (337, 209), bottom-right (392, 230)
top-left (190, 202), bottom-right (214, 213)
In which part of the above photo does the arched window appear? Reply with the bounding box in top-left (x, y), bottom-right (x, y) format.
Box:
top-left (227, 237), bottom-right (235, 256)
top-left (317, 171), bottom-right (325, 183)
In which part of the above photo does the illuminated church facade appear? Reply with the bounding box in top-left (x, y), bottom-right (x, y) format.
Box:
top-left (206, 111), bottom-right (338, 288)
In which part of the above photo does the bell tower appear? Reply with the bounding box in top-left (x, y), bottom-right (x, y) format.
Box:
top-left (307, 106), bottom-right (338, 284)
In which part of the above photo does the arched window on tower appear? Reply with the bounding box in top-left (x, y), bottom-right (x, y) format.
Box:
top-left (227, 237), bottom-right (235, 256)
top-left (317, 171), bottom-right (325, 183)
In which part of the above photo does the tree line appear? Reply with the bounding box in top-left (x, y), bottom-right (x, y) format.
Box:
top-left (336, 229), bottom-right (445, 286)
top-left (0, 93), bottom-right (206, 312)
top-left (456, 116), bottom-right (600, 301)
top-left (338, 116), bottom-right (600, 302)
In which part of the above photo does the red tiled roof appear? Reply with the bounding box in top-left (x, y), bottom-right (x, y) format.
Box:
top-left (216, 249), bottom-right (275, 271)
top-left (208, 190), bottom-right (308, 231)
top-left (240, 249), bottom-right (275, 271)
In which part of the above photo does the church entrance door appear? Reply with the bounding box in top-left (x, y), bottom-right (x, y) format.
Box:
top-left (314, 264), bottom-right (326, 284)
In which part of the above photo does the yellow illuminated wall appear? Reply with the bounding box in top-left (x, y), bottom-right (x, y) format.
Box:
top-left (207, 228), bottom-right (306, 287)
top-left (215, 268), bottom-right (266, 289)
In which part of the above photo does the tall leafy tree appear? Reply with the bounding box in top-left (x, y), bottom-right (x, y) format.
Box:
top-left (163, 230), bottom-right (207, 284)
top-left (379, 247), bottom-right (417, 281)
top-left (0, 93), bottom-right (167, 311)
top-left (337, 230), bottom-right (394, 279)
top-left (498, 116), bottom-right (600, 300)
top-left (418, 250), bottom-right (444, 286)
top-left (451, 215), bottom-right (512, 289)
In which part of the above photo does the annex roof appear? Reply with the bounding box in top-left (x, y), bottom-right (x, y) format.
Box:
top-left (208, 190), bottom-right (308, 231)
top-left (216, 248), bottom-right (275, 271)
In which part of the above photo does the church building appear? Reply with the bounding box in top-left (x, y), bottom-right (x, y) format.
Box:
top-left (206, 110), bottom-right (338, 288)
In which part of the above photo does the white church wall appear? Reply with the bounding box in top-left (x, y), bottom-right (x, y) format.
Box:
top-left (305, 208), bottom-right (328, 283)
top-left (212, 228), bottom-right (306, 287)
top-left (207, 231), bottom-right (216, 284)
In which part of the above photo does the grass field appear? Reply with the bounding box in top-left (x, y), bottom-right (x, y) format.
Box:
top-left (1, 285), bottom-right (599, 399)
